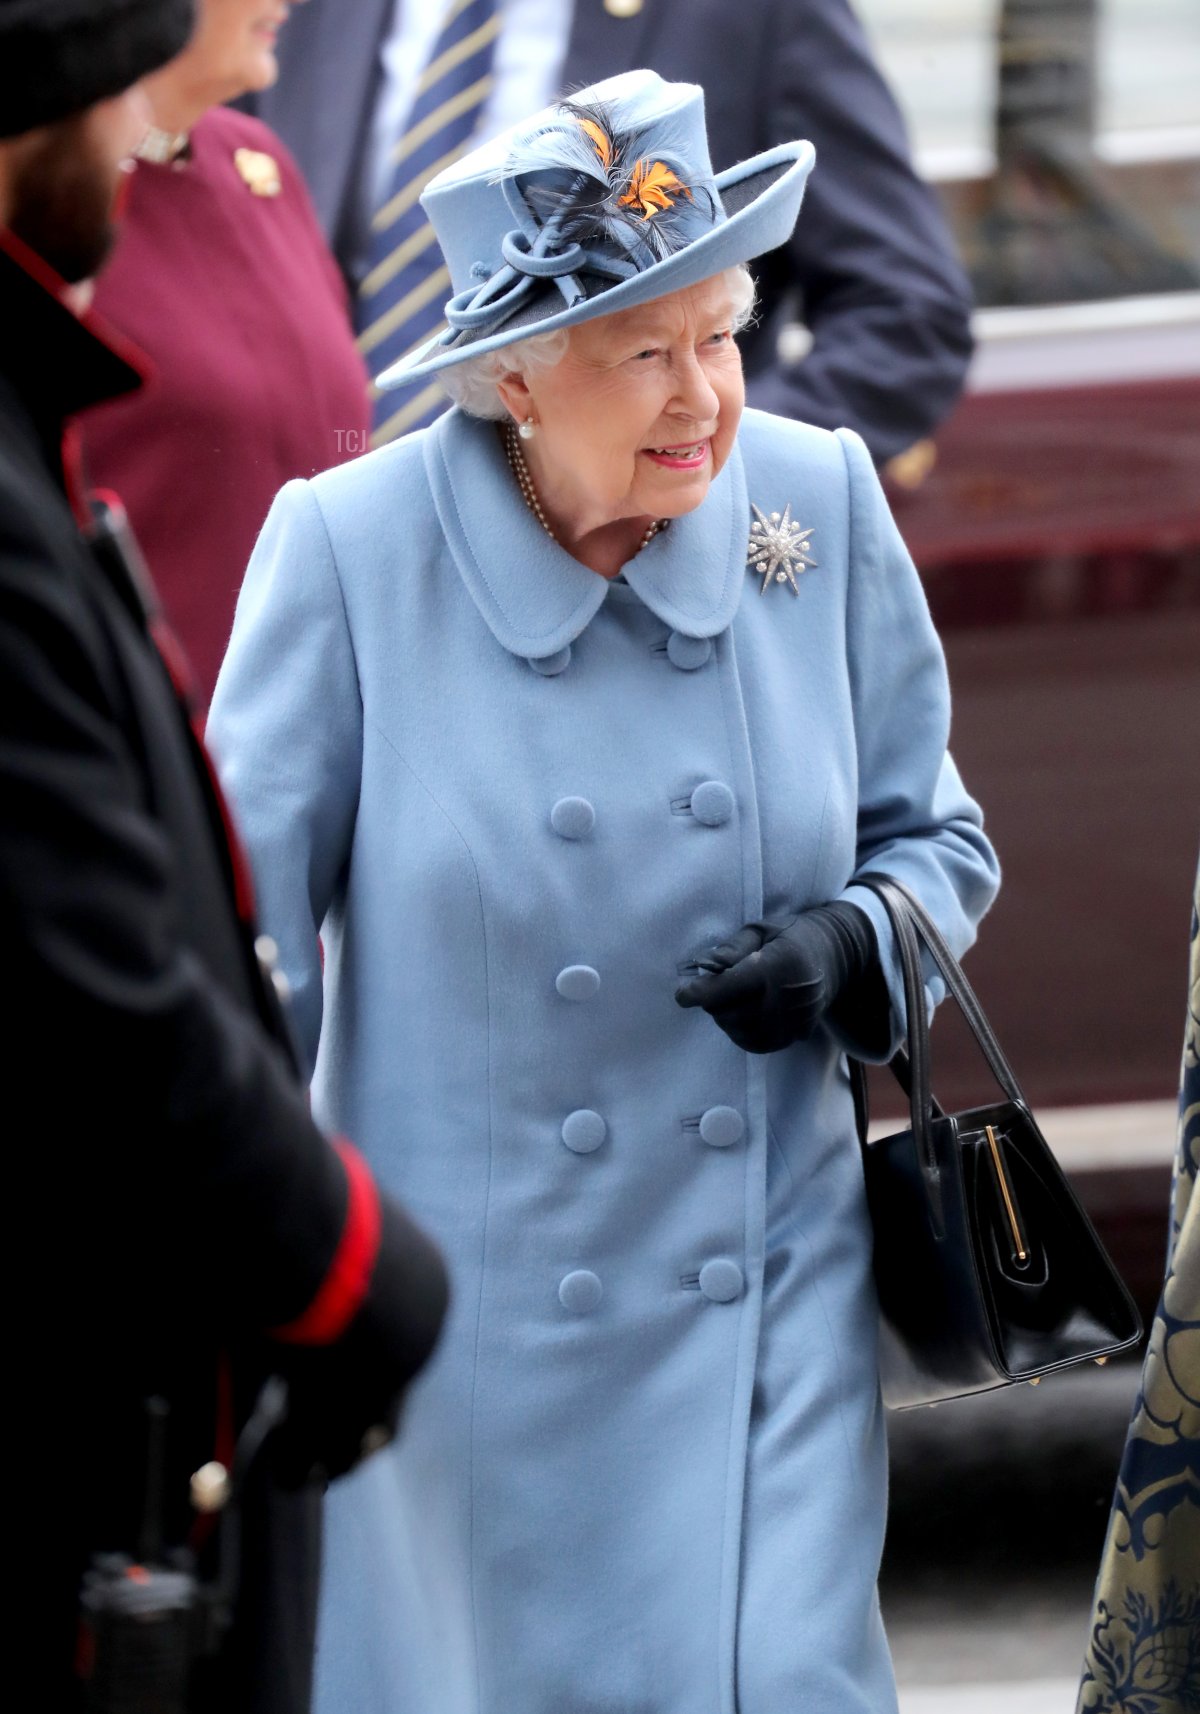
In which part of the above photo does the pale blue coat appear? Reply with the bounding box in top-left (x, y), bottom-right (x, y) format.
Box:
top-left (209, 406), bottom-right (999, 1714)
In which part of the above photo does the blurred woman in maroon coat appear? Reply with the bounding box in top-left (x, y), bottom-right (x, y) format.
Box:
top-left (85, 0), bottom-right (368, 706)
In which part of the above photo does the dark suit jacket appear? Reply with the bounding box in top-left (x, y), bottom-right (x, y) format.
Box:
top-left (244, 0), bottom-right (974, 461)
top-left (0, 231), bottom-right (446, 1713)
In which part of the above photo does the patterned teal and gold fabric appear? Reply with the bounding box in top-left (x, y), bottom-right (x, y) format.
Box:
top-left (1079, 858), bottom-right (1200, 1714)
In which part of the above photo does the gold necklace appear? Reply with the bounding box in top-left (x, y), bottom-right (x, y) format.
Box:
top-left (136, 125), bottom-right (190, 165)
top-left (503, 423), bottom-right (667, 556)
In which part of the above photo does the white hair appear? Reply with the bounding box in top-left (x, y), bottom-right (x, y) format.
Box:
top-left (438, 263), bottom-right (757, 420)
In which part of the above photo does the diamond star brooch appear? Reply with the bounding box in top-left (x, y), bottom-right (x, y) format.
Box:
top-left (747, 503), bottom-right (817, 595)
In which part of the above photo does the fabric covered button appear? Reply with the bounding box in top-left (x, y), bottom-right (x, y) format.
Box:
top-left (690, 780), bottom-right (735, 826)
top-left (699, 1106), bottom-right (744, 1149)
top-left (559, 1270), bottom-right (602, 1313)
top-left (699, 1259), bottom-right (744, 1302)
top-left (667, 631), bottom-right (712, 671)
top-left (528, 646), bottom-right (571, 676)
top-left (556, 964), bottom-right (600, 1001)
top-left (550, 796), bottom-right (595, 840)
top-left (561, 1109), bottom-right (607, 1154)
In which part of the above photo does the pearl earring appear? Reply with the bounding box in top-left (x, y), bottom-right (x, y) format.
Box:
top-left (518, 416), bottom-right (536, 440)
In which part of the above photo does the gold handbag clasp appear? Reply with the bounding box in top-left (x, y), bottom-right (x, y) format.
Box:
top-left (986, 1124), bottom-right (1028, 1264)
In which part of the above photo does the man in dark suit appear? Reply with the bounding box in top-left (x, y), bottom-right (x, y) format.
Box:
top-left (245, 0), bottom-right (974, 463)
top-left (0, 4), bottom-right (447, 1708)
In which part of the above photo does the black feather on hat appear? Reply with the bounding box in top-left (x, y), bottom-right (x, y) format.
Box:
top-left (513, 100), bottom-right (718, 267)
top-left (0, 0), bottom-right (195, 140)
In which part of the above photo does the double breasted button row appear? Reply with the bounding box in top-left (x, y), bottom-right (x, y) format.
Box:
top-left (558, 1259), bottom-right (744, 1315)
top-left (552, 783), bottom-right (733, 842)
top-left (533, 632), bottom-right (715, 675)
top-left (534, 625), bottom-right (715, 679)
top-left (562, 1105), bottom-right (743, 1156)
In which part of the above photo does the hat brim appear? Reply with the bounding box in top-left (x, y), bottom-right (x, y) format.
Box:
top-left (375, 139), bottom-right (815, 391)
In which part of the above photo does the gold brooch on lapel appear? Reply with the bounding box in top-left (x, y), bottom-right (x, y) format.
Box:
top-left (747, 503), bottom-right (817, 594)
top-left (234, 147), bottom-right (282, 197)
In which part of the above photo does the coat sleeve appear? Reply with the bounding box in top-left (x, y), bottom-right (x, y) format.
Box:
top-left (744, 0), bottom-right (974, 462)
top-left (209, 479), bottom-right (363, 1076)
top-left (0, 486), bottom-right (444, 1386)
top-left (830, 426), bottom-right (1000, 1060)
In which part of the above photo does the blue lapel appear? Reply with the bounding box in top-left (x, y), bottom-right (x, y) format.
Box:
top-left (425, 408), bottom-right (747, 662)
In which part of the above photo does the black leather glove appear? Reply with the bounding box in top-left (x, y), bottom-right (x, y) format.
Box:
top-left (675, 901), bottom-right (885, 1054)
top-left (270, 1196), bottom-right (449, 1488)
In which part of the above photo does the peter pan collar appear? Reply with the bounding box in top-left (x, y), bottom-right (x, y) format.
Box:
top-left (425, 407), bottom-right (747, 663)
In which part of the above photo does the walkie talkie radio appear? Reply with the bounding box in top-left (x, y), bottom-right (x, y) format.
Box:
top-left (77, 1383), bottom-right (287, 1713)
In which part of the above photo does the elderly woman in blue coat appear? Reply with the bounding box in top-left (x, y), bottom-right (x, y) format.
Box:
top-left (210, 70), bottom-right (998, 1714)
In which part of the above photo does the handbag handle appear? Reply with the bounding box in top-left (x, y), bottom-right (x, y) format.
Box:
top-left (858, 875), bottom-right (1024, 1104)
top-left (852, 880), bottom-right (944, 1230)
top-left (850, 876), bottom-right (1028, 1234)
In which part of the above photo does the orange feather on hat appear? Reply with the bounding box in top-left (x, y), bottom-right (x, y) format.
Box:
top-left (620, 160), bottom-right (692, 219)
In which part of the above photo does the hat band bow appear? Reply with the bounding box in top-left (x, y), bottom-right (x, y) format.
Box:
top-left (441, 174), bottom-right (638, 343)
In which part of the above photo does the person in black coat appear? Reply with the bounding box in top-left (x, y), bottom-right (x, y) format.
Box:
top-left (242, 0), bottom-right (974, 463)
top-left (0, 5), bottom-right (448, 1709)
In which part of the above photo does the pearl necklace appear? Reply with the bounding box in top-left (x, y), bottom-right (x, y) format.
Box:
top-left (503, 423), bottom-right (667, 556)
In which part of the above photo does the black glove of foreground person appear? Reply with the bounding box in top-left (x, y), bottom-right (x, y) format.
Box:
top-left (271, 1196), bottom-right (450, 1488)
top-left (675, 901), bottom-right (886, 1054)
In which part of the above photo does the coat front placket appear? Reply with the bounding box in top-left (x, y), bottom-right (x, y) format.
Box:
top-left (426, 416), bottom-right (768, 1712)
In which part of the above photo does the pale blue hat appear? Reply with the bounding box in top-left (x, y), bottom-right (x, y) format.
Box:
top-left (377, 69), bottom-right (815, 389)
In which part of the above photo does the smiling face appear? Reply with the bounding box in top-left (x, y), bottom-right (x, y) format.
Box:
top-left (497, 273), bottom-right (746, 547)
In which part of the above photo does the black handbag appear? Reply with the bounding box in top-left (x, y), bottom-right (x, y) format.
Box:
top-left (850, 875), bottom-right (1141, 1410)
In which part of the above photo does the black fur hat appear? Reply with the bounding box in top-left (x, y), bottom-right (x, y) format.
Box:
top-left (0, 0), bottom-right (195, 139)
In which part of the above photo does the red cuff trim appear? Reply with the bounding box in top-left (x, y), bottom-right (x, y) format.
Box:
top-left (270, 1139), bottom-right (382, 1346)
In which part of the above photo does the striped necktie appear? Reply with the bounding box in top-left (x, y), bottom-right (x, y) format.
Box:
top-left (358, 0), bottom-right (501, 446)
